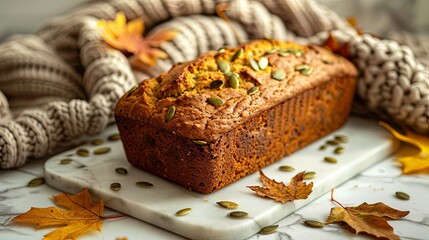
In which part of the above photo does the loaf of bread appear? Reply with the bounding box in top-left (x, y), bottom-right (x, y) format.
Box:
top-left (115, 39), bottom-right (357, 194)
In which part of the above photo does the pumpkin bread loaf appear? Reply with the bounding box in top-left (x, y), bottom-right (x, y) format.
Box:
top-left (115, 39), bottom-right (357, 194)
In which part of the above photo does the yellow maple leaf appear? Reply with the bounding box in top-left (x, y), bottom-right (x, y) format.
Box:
top-left (13, 188), bottom-right (104, 240)
top-left (248, 171), bottom-right (313, 203)
top-left (97, 12), bottom-right (177, 66)
top-left (379, 121), bottom-right (429, 174)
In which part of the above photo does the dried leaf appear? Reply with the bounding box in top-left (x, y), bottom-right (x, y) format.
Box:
top-left (98, 12), bottom-right (177, 66)
top-left (248, 171), bottom-right (313, 203)
top-left (323, 32), bottom-right (350, 59)
top-left (326, 190), bottom-right (409, 240)
top-left (379, 121), bottom-right (429, 174)
top-left (13, 188), bottom-right (104, 240)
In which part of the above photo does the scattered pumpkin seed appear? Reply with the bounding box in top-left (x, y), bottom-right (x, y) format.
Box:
top-left (247, 86), bottom-right (259, 95)
top-left (217, 201), bottom-right (239, 209)
top-left (27, 177), bottom-right (45, 187)
top-left (335, 135), bottom-right (349, 143)
top-left (165, 106), bottom-right (176, 122)
top-left (249, 58), bottom-right (260, 71)
top-left (136, 181), bottom-right (154, 188)
top-left (228, 211), bottom-right (248, 218)
top-left (217, 48), bottom-right (226, 53)
top-left (278, 52), bottom-right (290, 57)
top-left (279, 165), bottom-right (295, 172)
top-left (217, 60), bottom-right (230, 73)
top-left (76, 148), bottom-right (89, 157)
top-left (94, 147), bottom-right (111, 155)
top-left (91, 139), bottom-right (104, 146)
top-left (192, 140), bottom-right (207, 145)
top-left (285, 48), bottom-right (303, 56)
top-left (326, 140), bottom-right (340, 146)
top-left (176, 208), bottom-right (192, 216)
top-left (126, 85), bottom-right (138, 97)
top-left (395, 191), bottom-right (410, 200)
top-left (115, 167), bottom-right (128, 175)
top-left (322, 58), bottom-right (333, 64)
top-left (301, 67), bottom-right (313, 76)
top-left (207, 97), bottom-right (225, 106)
top-left (110, 182), bottom-right (121, 191)
top-left (324, 157), bottom-right (338, 164)
top-left (60, 158), bottom-right (73, 164)
top-left (229, 74), bottom-right (239, 89)
top-left (108, 133), bottom-right (121, 141)
top-left (231, 48), bottom-right (243, 61)
top-left (258, 57), bottom-right (269, 70)
top-left (224, 72), bottom-right (233, 77)
top-left (303, 171), bottom-right (316, 179)
top-left (210, 80), bottom-right (224, 89)
top-left (259, 225), bottom-right (279, 234)
top-left (334, 147), bottom-right (345, 154)
top-left (319, 145), bottom-right (327, 150)
top-left (295, 64), bottom-right (310, 71)
top-left (304, 220), bottom-right (324, 228)
top-left (272, 70), bottom-right (286, 81)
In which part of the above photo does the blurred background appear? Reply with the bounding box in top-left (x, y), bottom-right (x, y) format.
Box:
top-left (0, 0), bottom-right (428, 40)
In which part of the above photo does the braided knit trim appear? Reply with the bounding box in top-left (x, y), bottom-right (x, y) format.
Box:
top-left (0, 0), bottom-right (428, 169)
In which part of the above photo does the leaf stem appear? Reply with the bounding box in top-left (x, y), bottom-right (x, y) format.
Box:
top-left (330, 188), bottom-right (345, 209)
top-left (103, 214), bottom-right (126, 220)
top-left (216, 3), bottom-right (244, 44)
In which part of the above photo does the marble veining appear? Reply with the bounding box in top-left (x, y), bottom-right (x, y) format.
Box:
top-left (1, 117), bottom-right (428, 240)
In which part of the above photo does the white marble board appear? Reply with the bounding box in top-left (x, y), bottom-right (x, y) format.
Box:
top-left (44, 117), bottom-right (398, 240)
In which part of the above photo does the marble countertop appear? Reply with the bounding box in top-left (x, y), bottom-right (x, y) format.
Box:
top-left (1, 137), bottom-right (429, 240)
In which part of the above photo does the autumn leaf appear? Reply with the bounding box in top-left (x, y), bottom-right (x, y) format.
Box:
top-left (379, 121), bottom-right (429, 174)
top-left (13, 188), bottom-right (105, 240)
top-left (323, 32), bottom-right (350, 59)
top-left (248, 171), bottom-right (313, 203)
top-left (325, 189), bottom-right (409, 240)
top-left (97, 12), bottom-right (177, 66)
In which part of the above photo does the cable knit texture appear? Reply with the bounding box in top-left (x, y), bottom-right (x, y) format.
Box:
top-left (0, 0), bottom-right (428, 169)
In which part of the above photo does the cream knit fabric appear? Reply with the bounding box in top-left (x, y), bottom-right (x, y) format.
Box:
top-left (0, 0), bottom-right (428, 169)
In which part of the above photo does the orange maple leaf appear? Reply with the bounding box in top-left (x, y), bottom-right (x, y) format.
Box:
top-left (13, 188), bottom-right (105, 240)
top-left (379, 121), bottom-right (429, 174)
top-left (323, 32), bottom-right (350, 59)
top-left (248, 171), bottom-right (313, 203)
top-left (97, 12), bottom-right (177, 66)
top-left (325, 189), bottom-right (409, 240)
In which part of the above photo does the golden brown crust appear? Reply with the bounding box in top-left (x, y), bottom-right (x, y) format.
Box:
top-left (115, 39), bottom-right (357, 193)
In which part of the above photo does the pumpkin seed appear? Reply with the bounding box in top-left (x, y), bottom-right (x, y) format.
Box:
top-left (322, 58), bottom-right (333, 64)
top-left (395, 191), bottom-right (410, 200)
top-left (258, 57), bottom-right (269, 70)
top-left (217, 60), bottom-right (230, 73)
top-left (165, 106), bottom-right (176, 122)
top-left (60, 158), bottom-right (73, 164)
top-left (324, 157), bottom-right (338, 164)
top-left (272, 70), bottom-right (286, 81)
top-left (247, 86), bottom-right (259, 95)
top-left (216, 201), bottom-right (239, 209)
top-left (285, 48), bottom-right (303, 56)
top-left (319, 145), bottom-right (327, 150)
top-left (192, 140), bottom-right (207, 145)
top-left (295, 64), bottom-right (310, 71)
top-left (279, 165), bottom-right (295, 172)
top-left (217, 48), bottom-right (226, 53)
top-left (76, 148), bottom-right (89, 157)
top-left (91, 139), bottom-right (104, 146)
top-left (210, 80), bottom-right (224, 89)
top-left (27, 177), bottom-right (45, 187)
top-left (301, 67), bottom-right (313, 76)
top-left (304, 220), bottom-right (324, 228)
top-left (335, 135), bottom-right (349, 143)
top-left (278, 52), bottom-right (290, 57)
top-left (334, 147), bottom-right (345, 154)
top-left (229, 74), bottom-right (239, 89)
top-left (110, 182), bottom-right (121, 191)
top-left (126, 85), bottom-right (138, 97)
top-left (115, 167), bottom-right (128, 175)
top-left (259, 225), bottom-right (279, 234)
top-left (224, 72), bottom-right (233, 77)
top-left (136, 181), bottom-right (154, 188)
top-left (326, 140), bottom-right (340, 146)
top-left (303, 171), bottom-right (316, 179)
top-left (94, 147), bottom-right (111, 155)
top-left (207, 97), bottom-right (225, 106)
top-left (176, 208), bottom-right (192, 216)
top-left (249, 58), bottom-right (260, 71)
top-left (228, 211), bottom-right (248, 218)
top-left (231, 48), bottom-right (243, 61)
top-left (108, 133), bottom-right (121, 141)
